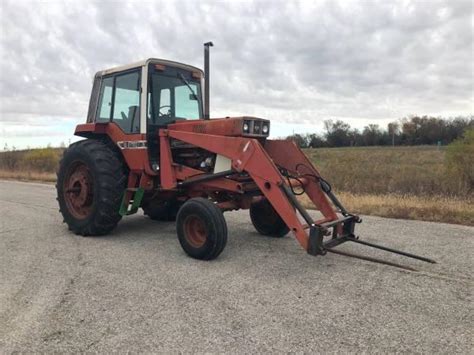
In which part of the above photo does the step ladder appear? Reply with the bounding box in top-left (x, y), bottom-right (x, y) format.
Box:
top-left (119, 187), bottom-right (145, 216)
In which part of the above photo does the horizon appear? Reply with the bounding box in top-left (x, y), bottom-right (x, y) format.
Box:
top-left (1, 114), bottom-right (471, 151)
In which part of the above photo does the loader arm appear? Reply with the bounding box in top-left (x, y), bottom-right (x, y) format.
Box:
top-left (265, 140), bottom-right (339, 221)
top-left (161, 129), bottom-right (348, 253)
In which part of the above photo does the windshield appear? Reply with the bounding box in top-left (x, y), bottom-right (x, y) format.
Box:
top-left (148, 67), bottom-right (203, 126)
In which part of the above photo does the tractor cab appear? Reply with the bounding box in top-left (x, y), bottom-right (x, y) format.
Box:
top-left (86, 58), bottom-right (204, 131)
top-left (82, 58), bottom-right (205, 170)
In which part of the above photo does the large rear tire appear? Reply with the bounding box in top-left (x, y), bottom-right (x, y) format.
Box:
top-left (250, 198), bottom-right (289, 238)
top-left (176, 198), bottom-right (227, 260)
top-left (56, 139), bottom-right (126, 236)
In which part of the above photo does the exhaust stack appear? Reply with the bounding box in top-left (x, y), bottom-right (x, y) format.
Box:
top-left (204, 41), bottom-right (213, 119)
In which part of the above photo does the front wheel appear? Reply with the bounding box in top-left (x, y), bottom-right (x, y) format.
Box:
top-left (176, 198), bottom-right (227, 260)
top-left (250, 198), bottom-right (289, 238)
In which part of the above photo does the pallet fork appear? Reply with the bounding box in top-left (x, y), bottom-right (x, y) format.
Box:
top-left (283, 175), bottom-right (436, 265)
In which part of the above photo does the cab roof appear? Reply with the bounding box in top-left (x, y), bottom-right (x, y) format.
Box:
top-left (96, 58), bottom-right (204, 76)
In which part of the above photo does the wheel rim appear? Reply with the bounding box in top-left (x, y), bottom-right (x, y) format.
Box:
top-left (63, 161), bottom-right (94, 220)
top-left (184, 215), bottom-right (207, 248)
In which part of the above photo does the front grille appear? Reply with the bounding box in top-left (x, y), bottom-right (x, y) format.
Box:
top-left (253, 120), bottom-right (262, 134)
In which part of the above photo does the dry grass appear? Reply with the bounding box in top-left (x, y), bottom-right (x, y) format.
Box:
top-left (304, 146), bottom-right (470, 196)
top-left (301, 145), bottom-right (473, 225)
top-left (299, 192), bottom-right (473, 226)
top-left (0, 169), bottom-right (56, 183)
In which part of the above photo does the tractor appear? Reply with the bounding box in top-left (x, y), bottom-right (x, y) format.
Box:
top-left (57, 42), bottom-right (435, 265)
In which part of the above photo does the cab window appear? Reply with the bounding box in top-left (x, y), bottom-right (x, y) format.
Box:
top-left (112, 71), bottom-right (140, 133)
top-left (175, 84), bottom-right (200, 119)
top-left (96, 77), bottom-right (113, 122)
top-left (148, 68), bottom-right (203, 126)
top-left (96, 70), bottom-right (141, 134)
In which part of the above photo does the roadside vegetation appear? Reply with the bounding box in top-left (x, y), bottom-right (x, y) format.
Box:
top-left (302, 131), bottom-right (473, 226)
top-left (0, 147), bottom-right (61, 182)
top-left (0, 129), bottom-right (472, 226)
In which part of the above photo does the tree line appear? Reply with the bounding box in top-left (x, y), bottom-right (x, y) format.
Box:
top-left (285, 115), bottom-right (473, 148)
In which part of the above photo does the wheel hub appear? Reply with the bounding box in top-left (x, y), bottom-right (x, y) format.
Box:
top-left (184, 215), bottom-right (207, 248)
top-left (63, 162), bottom-right (93, 219)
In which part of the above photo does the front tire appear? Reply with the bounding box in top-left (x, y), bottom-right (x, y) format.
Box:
top-left (176, 198), bottom-right (227, 260)
top-left (250, 198), bottom-right (289, 237)
top-left (56, 139), bottom-right (126, 236)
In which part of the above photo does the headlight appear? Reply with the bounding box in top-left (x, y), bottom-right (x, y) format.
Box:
top-left (241, 118), bottom-right (270, 136)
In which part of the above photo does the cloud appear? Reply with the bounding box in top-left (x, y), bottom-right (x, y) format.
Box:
top-left (0, 0), bottom-right (472, 148)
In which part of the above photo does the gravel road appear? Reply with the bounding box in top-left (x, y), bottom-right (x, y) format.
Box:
top-left (0, 180), bottom-right (472, 353)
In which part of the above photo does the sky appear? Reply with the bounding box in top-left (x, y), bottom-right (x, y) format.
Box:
top-left (0, 0), bottom-right (473, 149)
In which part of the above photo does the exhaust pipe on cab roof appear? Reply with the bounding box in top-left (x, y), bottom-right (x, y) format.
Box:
top-left (204, 41), bottom-right (213, 119)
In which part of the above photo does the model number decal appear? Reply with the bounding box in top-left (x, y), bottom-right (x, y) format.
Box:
top-left (117, 141), bottom-right (147, 149)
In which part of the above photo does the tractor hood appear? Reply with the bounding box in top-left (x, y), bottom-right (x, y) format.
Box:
top-left (166, 117), bottom-right (270, 138)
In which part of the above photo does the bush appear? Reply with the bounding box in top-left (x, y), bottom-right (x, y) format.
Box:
top-left (0, 150), bottom-right (23, 170)
top-left (22, 148), bottom-right (59, 172)
top-left (445, 129), bottom-right (474, 194)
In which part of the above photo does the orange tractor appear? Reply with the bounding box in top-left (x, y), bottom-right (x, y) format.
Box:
top-left (57, 43), bottom-right (434, 264)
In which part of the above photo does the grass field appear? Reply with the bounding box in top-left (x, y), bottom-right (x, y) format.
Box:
top-left (302, 146), bottom-right (472, 225)
top-left (305, 146), bottom-right (465, 196)
top-left (0, 145), bottom-right (472, 225)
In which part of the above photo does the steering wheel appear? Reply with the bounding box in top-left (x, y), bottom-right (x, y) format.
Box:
top-left (158, 105), bottom-right (171, 117)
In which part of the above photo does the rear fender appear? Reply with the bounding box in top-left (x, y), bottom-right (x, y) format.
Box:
top-left (75, 122), bottom-right (156, 177)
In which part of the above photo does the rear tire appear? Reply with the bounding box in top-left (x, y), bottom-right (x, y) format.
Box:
top-left (176, 198), bottom-right (227, 260)
top-left (56, 139), bottom-right (126, 236)
top-left (250, 198), bottom-right (289, 237)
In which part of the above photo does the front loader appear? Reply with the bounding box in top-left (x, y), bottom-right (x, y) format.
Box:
top-left (57, 42), bottom-right (435, 265)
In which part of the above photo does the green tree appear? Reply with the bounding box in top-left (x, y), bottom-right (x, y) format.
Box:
top-left (446, 129), bottom-right (474, 194)
top-left (388, 122), bottom-right (399, 146)
top-left (362, 124), bottom-right (382, 146)
top-left (286, 134), bottom-right (309, 148)
top-left (324, 120), bottom-right (352, 147)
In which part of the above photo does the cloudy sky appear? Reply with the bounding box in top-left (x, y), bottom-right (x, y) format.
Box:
top-left (0, 0), bottom-right (472, 149)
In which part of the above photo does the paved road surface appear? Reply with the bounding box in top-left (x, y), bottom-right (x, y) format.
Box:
top-left (0, 180), bottom-right (472, 353)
